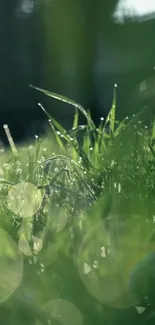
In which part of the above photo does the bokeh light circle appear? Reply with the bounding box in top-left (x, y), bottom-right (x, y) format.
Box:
top-left (18, 234), bottom-right (43, 256)
top-left (7, 182), bottom-right (43, 218)
top-left (77, 217), bottom-right (154, 309)
top-left (18, 233), bottom-right (32, 256)
top-left (51, 211), bottom-right (68, 233)
top-left (36, 299), bottom-right (83, 325)
top-left (39, 242), bottom-right (58, 267)
top-left (77, 221), bottom-right (128, 309)
top-left (0, 229), bottom-right (23, 302)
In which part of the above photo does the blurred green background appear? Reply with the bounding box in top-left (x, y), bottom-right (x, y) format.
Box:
top-left (1, 0), bottom-right (155, 142)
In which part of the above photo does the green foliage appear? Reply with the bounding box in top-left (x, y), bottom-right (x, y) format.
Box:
top-left (0, 86), bottom-right (155, 323)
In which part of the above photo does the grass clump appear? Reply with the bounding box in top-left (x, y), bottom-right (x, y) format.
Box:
top-left (0, 85), bottom-right (154, 323)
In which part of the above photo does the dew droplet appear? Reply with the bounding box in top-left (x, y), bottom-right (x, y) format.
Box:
top-left (84, 263), bottom-right (91, 275)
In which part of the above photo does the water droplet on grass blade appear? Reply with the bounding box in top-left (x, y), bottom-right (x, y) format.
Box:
top-left (84, 263), bottom-right (91, 275)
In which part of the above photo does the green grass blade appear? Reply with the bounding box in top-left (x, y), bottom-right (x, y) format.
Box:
top-left (66, 125), bottom-right (88, 135)
top-left (72, 108), bottom-right (79, 130)
top-left (30, 85), bottom-right (92, 123)
top-left (104, 84), bottom-right (117, 134)
top-left (38, 103), bottom-right (66, 152)
top-left (82, 130), bottom-right (92, 159)
top-left (151, 118), bottom-right (155, 140)
top-left (109, 85), bottom-right (116, 133)
top-left (87, 110), bottom-right (96, 129)
top-left (70, 108), bottom-right (79, 161)
top-left (113, 118), bottom-right (127, 137)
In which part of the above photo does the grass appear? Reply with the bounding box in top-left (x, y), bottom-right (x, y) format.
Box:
top-left (0, 85), bottom-right (155, 324)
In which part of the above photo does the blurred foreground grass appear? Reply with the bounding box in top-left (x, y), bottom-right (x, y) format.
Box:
top-left (0, 86), bottom-right (155, 324)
